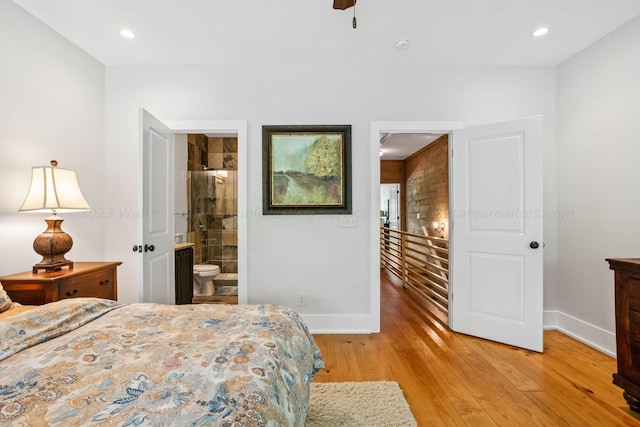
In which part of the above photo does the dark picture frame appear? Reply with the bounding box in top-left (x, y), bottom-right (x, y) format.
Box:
top-left (262, 125), bottom-right (352, 215)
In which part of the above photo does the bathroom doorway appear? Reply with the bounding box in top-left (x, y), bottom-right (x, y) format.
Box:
top-left (185, 134), bottom-right (238, 303)
top-left (168, 120), bottom-right (248, 305)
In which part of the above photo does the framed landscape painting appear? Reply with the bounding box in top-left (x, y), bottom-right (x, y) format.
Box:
top-left (262, 125), bottom-right (352, 215)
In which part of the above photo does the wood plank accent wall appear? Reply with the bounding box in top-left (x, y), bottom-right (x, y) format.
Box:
top-left (380, 160), bottom-right (406, 231)
top-left (380, 160), bottom-right (405, 183)
top-left (404, 134), bottom-right (449, 237)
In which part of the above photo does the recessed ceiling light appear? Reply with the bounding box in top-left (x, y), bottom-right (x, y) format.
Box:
top-left (532, 27), bottom-right (549, 38)
top-left (120, 29), bottom-right (135, 39)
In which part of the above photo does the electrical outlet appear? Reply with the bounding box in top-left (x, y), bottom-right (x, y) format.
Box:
top-left (297, 292), bottom-right (307, 306)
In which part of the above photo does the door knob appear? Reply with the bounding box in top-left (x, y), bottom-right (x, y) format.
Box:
top-left (530, 241), bottom-right (540, 249)
top-left (144, 244), bottom-right (155, 252)
top-left (132, 245), bottom-right (142, 253)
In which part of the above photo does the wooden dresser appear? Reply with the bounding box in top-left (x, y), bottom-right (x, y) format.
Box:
top-left (0, 262), bottom-right (121, 305)
top-left (607, 258), bottom-right (640, 412)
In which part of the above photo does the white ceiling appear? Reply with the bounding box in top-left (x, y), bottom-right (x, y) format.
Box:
top-left (11, 0), bottom-right (640, 159)
top-left (11, 0), bottom-right (640, 67)
top-left (380, 133), bottom-right (442, 160)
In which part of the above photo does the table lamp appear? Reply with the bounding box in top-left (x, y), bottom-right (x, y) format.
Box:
top-left (19, 160), bottom-right (90, 272)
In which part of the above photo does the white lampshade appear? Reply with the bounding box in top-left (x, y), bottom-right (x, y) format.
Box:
top-left (19, 161), bottom-right (90, 213)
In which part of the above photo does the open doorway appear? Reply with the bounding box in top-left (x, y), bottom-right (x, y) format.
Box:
top-left (369, 121), bottom-right (462, 333)
top-left (166, 120), bottom-right (248, 305)
top-left (177, 133), bottom-right (239, 305)
top-left (380, 183), bottom-right (400, 230)
top-left (371, 117), bottom-right (545, 352)
top-left (379, 132), bottom-right (451, 320)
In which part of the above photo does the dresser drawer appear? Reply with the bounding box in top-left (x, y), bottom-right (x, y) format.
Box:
top-left (58, 269), bottom-right (115, 300)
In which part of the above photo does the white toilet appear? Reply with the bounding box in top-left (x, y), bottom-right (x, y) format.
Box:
top-left (193, 264), bottom-right (220, 296)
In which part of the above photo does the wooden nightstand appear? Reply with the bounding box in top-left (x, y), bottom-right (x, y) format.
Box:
top-left (0, 262), bottom-right (122, 305)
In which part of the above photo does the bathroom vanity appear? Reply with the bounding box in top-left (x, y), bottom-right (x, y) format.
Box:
top-left (175, 243), bottom-right (194, 304)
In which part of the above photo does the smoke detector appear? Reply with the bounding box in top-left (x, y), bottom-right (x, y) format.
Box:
top-left (395, 38), bottom-right (410, 49)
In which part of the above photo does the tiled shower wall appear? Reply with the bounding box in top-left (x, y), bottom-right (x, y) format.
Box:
top-left (187, 134), bottom-right (238, 273)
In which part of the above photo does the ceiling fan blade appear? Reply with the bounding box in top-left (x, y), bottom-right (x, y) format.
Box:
top-left (333, 0), bottom-right (356, 10)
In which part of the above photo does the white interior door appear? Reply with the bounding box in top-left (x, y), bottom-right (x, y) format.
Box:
top-left (140, 109), bottom-right (175, 304)
top-left (388, 185), bottom-right (399, 230)
top-left (450, 116), bottom-right (543, 352)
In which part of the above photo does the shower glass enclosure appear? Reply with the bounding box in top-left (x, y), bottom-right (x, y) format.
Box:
top-left (187, 134), bottom-right (238, 276)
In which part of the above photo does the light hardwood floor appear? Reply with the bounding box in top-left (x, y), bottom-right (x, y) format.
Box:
top-left (312, 270), bottom-right (640, 426)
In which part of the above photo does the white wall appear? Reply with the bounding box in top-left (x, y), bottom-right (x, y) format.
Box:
top-left (556, 15), bottom-right (640, 355)
top-left (104, 63), bottom-right (558, 332)
top-left (0, 1), bottom-right (105, 276)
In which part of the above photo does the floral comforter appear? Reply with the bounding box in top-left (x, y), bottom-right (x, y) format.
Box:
top-left (0, 298), bottom-right (324, 426)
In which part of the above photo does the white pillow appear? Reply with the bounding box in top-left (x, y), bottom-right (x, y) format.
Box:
top-left (0, 282), bottom-right (12, 312)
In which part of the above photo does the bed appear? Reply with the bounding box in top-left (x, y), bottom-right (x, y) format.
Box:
top-left (0, 292), bottom-right (324, 426)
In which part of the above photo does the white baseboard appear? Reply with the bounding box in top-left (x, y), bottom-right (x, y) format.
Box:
top-left (301, 313), bottom-right (374, 334)
top-left (544, 310), bottom-right (616, 357)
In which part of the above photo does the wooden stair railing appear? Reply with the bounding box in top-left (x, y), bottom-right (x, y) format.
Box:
top-left (380, 226), bottom-right (449, 314)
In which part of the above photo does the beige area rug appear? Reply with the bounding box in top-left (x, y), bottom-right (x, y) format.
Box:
top-left (306, 381), bottom-right (418, 427)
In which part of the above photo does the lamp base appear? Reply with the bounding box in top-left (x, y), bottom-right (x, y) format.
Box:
top-left (32, 214), bottom-right (75, 273)
top-left (33, 260), bottom-right (74, 273)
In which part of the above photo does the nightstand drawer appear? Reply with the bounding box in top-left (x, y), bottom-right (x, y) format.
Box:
top-left (58, 270), bottom-right (115, 300)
